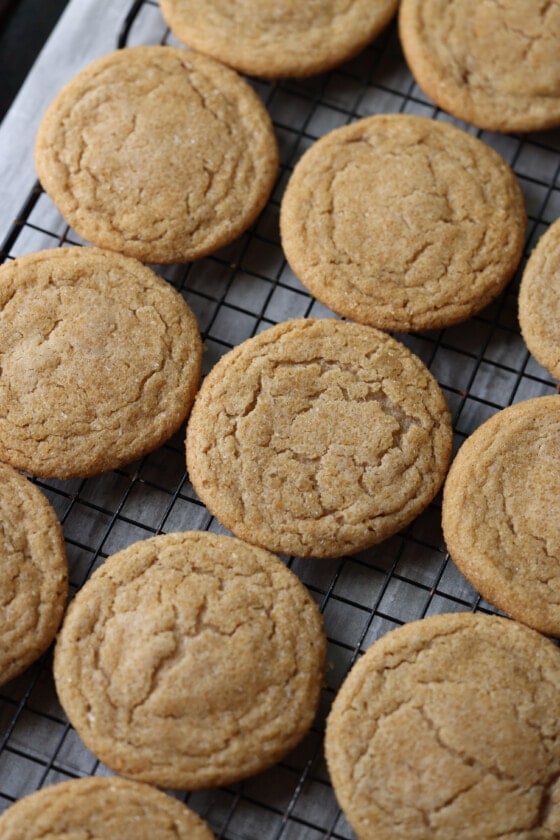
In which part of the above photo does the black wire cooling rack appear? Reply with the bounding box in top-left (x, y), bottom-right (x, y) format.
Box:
top-left (1, 2), bottom-right (559, 837)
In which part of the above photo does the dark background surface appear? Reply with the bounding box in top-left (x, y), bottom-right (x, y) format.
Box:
top-left (0, 0), bottom-right (69, 121)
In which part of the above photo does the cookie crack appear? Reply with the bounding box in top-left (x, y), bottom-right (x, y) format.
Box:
top-left (484, 467), bottom-right (560, 594)
top-left (184, 69), bottom-right (234, 140)
top-left (533, 772), bottom-right (560, 831)
top-left (232, 366), bottom-right (425, 523)
top-left (419, 703), bottom-right (521, 787)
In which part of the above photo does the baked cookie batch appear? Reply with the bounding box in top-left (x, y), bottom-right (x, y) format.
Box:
top-left (280, 113), bottom-right (526, 331)
top-left (35, 46), bottom-right (278, 264)
top-left (0, 247), bottom-right (203, 478)
top-left (326, 612), bottom-right (560, 839)
top-left (2, 0), bottom-right (560, 837)
top-left (187, 318), bottom-right (452, 558)
top-left (399, 0), bottom-right (560, 132)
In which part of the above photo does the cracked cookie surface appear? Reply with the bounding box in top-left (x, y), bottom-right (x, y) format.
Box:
top-left (0, 776), bottom-right (214, 839)
top-left (519, 219), bottom-right (560, 381)
top-left (34, 46), bottom-right (278, 263)
top-left (159, 0), bottom-right (398, 78)
top-left (326, 612), bottom-right (560, 840)
top-left (399, 0), bottom-right (560, 132)
top-left (186, 319), bottom-right (452, 558)
top-left (280, 115), bottom-right (526, 332)
top-left (0, 247), bottom-right (202, 478)
top-left (0, 462), bottom-right (67, 687)
top-left (53, 531), bottom-right (326, 789)
top-left (442, 396), bottom-right (560, 636)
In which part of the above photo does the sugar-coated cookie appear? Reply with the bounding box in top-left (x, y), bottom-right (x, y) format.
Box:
top-left (0, 247), bottom-right (202, 478)
top-left (442, 396), bottom-right (560, 636)
top-left (519, 218), bottom-right (560, 380)
top-left (53, 531), bottom-right (326, 789)
top-left (0, 462), bottom-right (67, 687)
top-left (35, 46), bottom-right (278, 263)
top-left (0, 777), bottom-right (214, 839)
top-left (326, 612), bottom-right (560, 839)
top-left (280, 115), bottom-right (526, 332)
top-left (186, 318), bottom-right (452, 558)
top-left (399, 0), bottom-right (560, 132)
top-left (160, 0), bottom-right (399, 78)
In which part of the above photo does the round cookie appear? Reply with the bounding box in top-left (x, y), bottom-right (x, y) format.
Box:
top-left (53, 531), bottom-right (326, 789)
top-left (0, 463), bottom-right (67, 687)
top-left (325, 612), bottom-right (560, 840)
top-left (0, 777), bottom-right (214, 839)
top-left (186, 318), bottom-right (452, 558)
top-left (35, 46), bottom-right (278, 263)
top-left (159, 0), bottom-right (399, 78)
top-left (519, 218), bottom-right (560, 380)
top-left (0, 247), bottom-right (202, 478)
top-left (280, 115), bottom-right (526, 332)
top-left (442, 395), bottom-right (560, 636)
top-left (399, 0), bottom-right (560, 133)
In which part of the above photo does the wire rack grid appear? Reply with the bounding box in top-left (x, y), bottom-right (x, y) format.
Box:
top-left (1, 1), bottom-right (559, 838)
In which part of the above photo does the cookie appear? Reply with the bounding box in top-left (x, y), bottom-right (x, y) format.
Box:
top-left (159, 0), bottom-right (398, 79)
top-left (53, 531), bottom-right (326, 789)
top-left (325, 612), bottom-right (560, 840)
top-left (399, 0), bottom-right (560, 133)
top-left (186, 318), bottom-right (452, 558)
top-left (442, 395), bottom-right (560, 636)
top-left (519, 218), bottom-right (560, 380)
top-left (35, 46), bottom-right (278, 263)
top-left (0, 247), bottom-right (202, 478)
top-left (280, 115), bottom-right (526, 332)
top-left (0, 777), bottom-right (214, 839)
top-left (0, 463), bottom-right (67, 687)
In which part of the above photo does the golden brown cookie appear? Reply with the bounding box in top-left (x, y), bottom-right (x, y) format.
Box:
top-left (325, 612), bottom-right (560, 840)
top-left (0, 777), bottom-right (214, 839)
top-left (399, 0), bottom-right (560, 133)
top-left (442, 395), bottom-right (560, 636)
top-left (186, 318), bottom-right (452, 558)
top-left (280, 115), bottom-right (526, 332)
top-left (53, 531), bottom-right (326, 789)
top-left (0, 247), bottom-right (202, 478)
top-left (519, 218), bottom-right (560, 380)
top-left (35, 46), bottom-right (278, 263)
top-left (0, 463), bottom-right (67, 687)
top-left (159, 0), bottom-right (399, 79)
